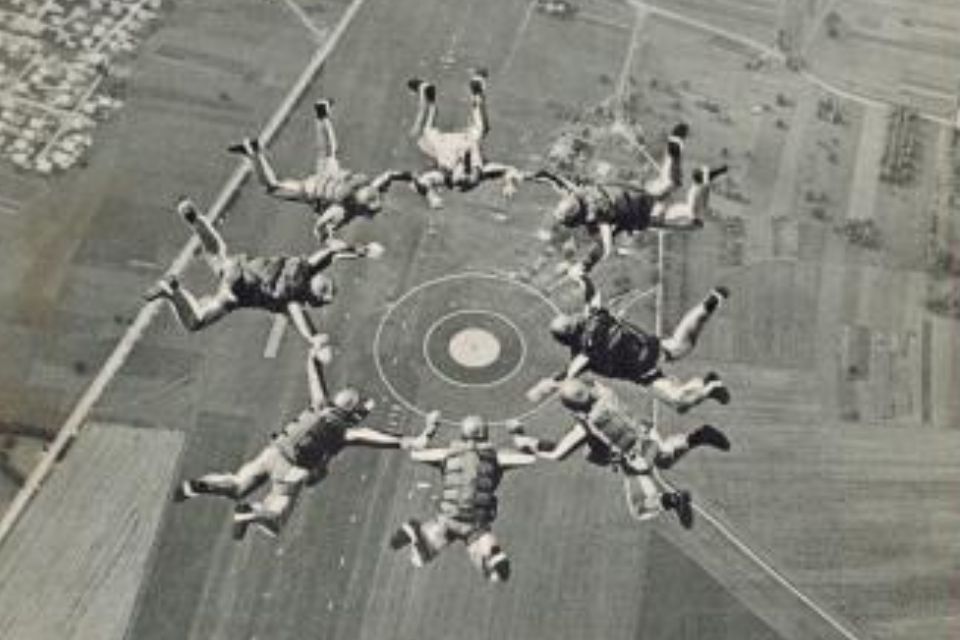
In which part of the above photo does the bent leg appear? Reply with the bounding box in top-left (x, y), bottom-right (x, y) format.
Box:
top-left (660, 288), bottom-right (727, 361)
top-left (272, 179), bottom-right (312, 202)
top-left (245, 469), bottom-right (308, 534)
top-left (655, 423), bottom-right (729, 468)
top-left (466, 73), bottom-right (489, 141)
top-left (391, 516), bottom-right (451, 567)
top-left (651, 426), bottom-right (691, 469)
top-left (314, 112), bottom-right (339, 174)
top-left (687, 180), bottom-right (709, 219)
top-left (467, 531), bottom-right (510, 583)
top-left (644, 152), bottom-right (679, 198)
top-left (250, 147), bottom-right (282, 191)
top-left (410, 81), bottom-right (438, 140)
top-left (628, 473), bottom-right (667, 520)
top-left (687, 165), bottom-right (726, 219)
top-left (416, 126), bottom-right (443, 162)
top-left (418, 517), bottom-right (452, 563)
top-left (655, 183), bottom-right (705, 228)
top-left (650, 198), bottom-right (702, 230)
top-left (657, 165), bottom-right (725, 227)
top-left (188, 472), bottom-right (248, 499)
top-left (167, 285), bottom-right (234, 332)
top-left (181, 206), bottom-right (229, 266)
top-left (648, 374), bottom-right (715, 413)
top-left (190, 448), bottom-right (273, 499)
top-left (250, 148), bottom-right (310, 201)
top-left (644, 126), bottom-right (686, 198)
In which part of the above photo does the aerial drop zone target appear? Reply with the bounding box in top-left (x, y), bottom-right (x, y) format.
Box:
top-left (374, 272), bottom-right (564, 424)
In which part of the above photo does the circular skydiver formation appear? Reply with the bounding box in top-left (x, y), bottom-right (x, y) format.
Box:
top-left (156, 69), bottom-right (735, 585)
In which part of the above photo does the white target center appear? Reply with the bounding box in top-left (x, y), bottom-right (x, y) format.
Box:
top-left (448, 328), bottom-right (501, 368)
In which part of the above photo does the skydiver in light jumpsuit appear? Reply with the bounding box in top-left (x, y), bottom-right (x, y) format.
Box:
top-left (406, 70), bottom-right (525, 210)
top-left (229, 99), bottom-right (412, 241)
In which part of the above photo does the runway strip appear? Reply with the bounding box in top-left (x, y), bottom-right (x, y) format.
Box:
top-left (0, 0), bottom-right (372, 545)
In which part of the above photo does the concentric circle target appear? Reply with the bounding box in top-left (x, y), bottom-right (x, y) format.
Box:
top-left (373, 272), bottom-right (566, 424)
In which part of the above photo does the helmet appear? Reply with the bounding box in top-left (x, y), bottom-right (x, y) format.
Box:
top-left (460, 415), bottom-right (488, 441)
top-left (353, 185), bottom-right (383, 212)
top-left (557, 378), bottom-right (594, 411)
top-left (451, 163), bottom-right (481, 188)
top-left (549, 313), bottom-right (581, 340)
top-left (332, 387), bottom-right (361, 412)
top-left (309, 274), bottom-right (336, 304)
top-left (670, 122), bottom-right (690, 140)
top-left (553, 193), bottom-right (583, 226)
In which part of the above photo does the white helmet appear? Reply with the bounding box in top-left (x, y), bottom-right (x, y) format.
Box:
top-left (353, 184), bottom-right (383, 212)
top-left (460, 415), bottom-right (488, 441)
top-left (557, 378), bottom-right (594, 411)
top-left (309, 275), bottom-right (336, 304)
top-left (553, 193), bottom-right (583, 226)
top-left (549, 313), bottom-right (581, 340)
top-left (332, 388), bottom-right (361, 412)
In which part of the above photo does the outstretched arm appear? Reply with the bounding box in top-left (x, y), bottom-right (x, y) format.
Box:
top-left (565, 353), bottom-right (591, 379)
top-left (306, 238), bottom-right (357, 267)
top-left (344, 405), bottom-right (441, 450)
top-left (370, 170), bottom-right (413, 193)
top-left (410, 446), bottom-right (451, 465)
top-left (479, 162), bottom-right (524, 197)
top-left (496, 449), bottom-right (539, 470)
top-left (306, 238), bottom-right (383, 268)
top-left (343, 426), bottom-right (404, 448)
top-left (411, 170), bottom-right (446, 209)
top-left (306, 339), bottom-right (331, 408)
top-left (529, 168), bottom-right (579, 195)
top-left (479, 162), bottom-right (519, 178)
top-left (406, 411), bottom-right (447, 464)
top-left (306, 243), bottom-right (341, 269)
top-left (514, 422), bottom-right (589, 461)
top-left (526, 345), bottom-right (591, 402)
top-left (598, 223), bottom-right (615, 260)
top-left (286, 302), bottom-right (320, 343)
top-left (400, 410), bottom-right (441, 451)
top-left (580, 274), bottom-right (602, 311)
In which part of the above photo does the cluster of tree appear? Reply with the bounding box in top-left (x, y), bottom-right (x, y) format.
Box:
top-left (879, 107), bottom-right (922, 186)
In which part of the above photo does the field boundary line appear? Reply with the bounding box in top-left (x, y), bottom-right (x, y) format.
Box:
top-left (280, 0), bottom-right (329, 42)
top-left (647, 171), bottom-right (862, 640)
top-left (692, 503), bottom-right (863, 640)
top-left (628, 0), bottom-right (953, 128)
